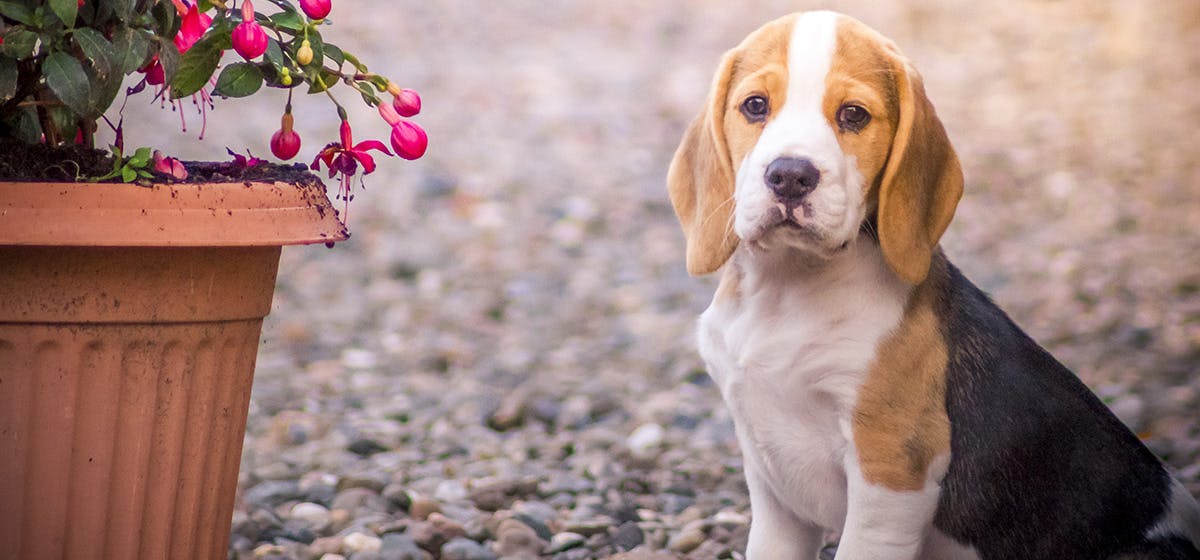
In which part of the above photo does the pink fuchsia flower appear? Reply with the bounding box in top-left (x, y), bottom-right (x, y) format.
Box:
top-left (389, 121), bottom-right (427, 160)
top-left (299, 0), bottom-right (332, 20)
top-left (311, 119), bottom-right (392, 213)
top-left (226, 148), bottom-right (264, 169)
top-left (270, 112), bottom-right (302, 160)
top-left (386, 82), bottom-right (421, 117)
top-left (377, 102), bottom-right (428, 160)
top-left (153, 151), bottom-right (188, 180)
top-left (172, 1), bottom-right (212, 54)
top-left (140, 57), bottom-right (165, 85)
top-left (232, 0), bottom-right (268, 60)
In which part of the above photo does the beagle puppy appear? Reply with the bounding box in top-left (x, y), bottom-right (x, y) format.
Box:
top-left (668, 11), bottom-right (1200, 560)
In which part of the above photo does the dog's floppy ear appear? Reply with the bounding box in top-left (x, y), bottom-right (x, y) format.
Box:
top-left (668, 51), bottom-right (739, 276)
top-left (877, 58), bottom-right (963, 285)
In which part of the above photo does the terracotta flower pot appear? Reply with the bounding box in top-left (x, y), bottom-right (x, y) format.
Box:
top-left (0, 180), bottom-right (348, 559)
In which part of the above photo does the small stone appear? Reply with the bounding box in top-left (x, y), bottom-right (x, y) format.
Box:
top-left (380, 483), bottom-right (412, 511)
top-left (440, 537), bottom-right (496, 560)
top-left (244, 480), bottom-right (303, 509)
top-left (609, 521), bottom-right (644, 551)
top-left (343, 532), bottom-right (382, 554)
top-left (626, 423), bottom-right (665, 460)
top-left (309, 536), bottom-right (344, 556)
top-left (319, 555), bottom-right (347, 560)
top-left (429, 512), bottom-right (469, 541)
top-left (493, 518), bottom-right (547, 557)
top-left (290, 502), bottom-right (333, 532)
top-left (561, 516), bottom-right (615, 537)
top-left (712, 510), bottom-right (749, 526)
top-left (667, 522), bottom-right (707, 553)
top-left (487, 389), bottom-right (529, 431)
top-left (547, 532), bottom-right (586, 553)
top-left (348, 438), bottom-right (390, 457)
top-left (408, 521), bottom-right (445, 553)
top-left (379, 532), bottom-right (429, 560)
top-left (434, 479), bottom-right (469, 503)
top-left (332, 487), bottom-right (390, 514)
top-left (339, 472), bottom-right (389, 493)
top-left (409, 496), bottom-right (441, 520)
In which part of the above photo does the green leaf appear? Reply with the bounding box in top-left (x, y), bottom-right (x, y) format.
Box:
top-left (264, 37), bottom-right (285, 68)
top-left (43, 50), bottom-right (94, 118)
top-left (0, 57), bottom-right (16, 103)
top-left (213, 62), bottom-right (263, 98)
top-left (1, 28), bottom-right (39, 60)
top-left (4, 107), bottom-right (42, 143)
top-left (150, 0), bottom-right (178, 39)
top-left (169, 33), bottom-right (228, 98)
top-left (108, 0), bottom-right (134, 21)
top-left (0, 2), bottom-right (34, 25)
top-left (170, 46), bottom-right (220, 98)
top-left (342, 51), bottom-right (367, 73)
top-left (268, 10), bottom-right (304, 32)
top-left (323, 43), bottom-right (345, 68)
top-left (305, 68), bottom-right (338, 94)
top-left (111, 27), bottom-right (152, 74)
top-left (49, 0), bottom-right (79, 27)
top-left (72, 27), bottom-right (116, 77)
top-left (121, 166), bottom-right (136, 182)
top-left (128, 147), bottom-right (152, 167)
top-left (155, 38), bottom-right (181, 85)
top-left (85, 62), bottom-right (122, 118)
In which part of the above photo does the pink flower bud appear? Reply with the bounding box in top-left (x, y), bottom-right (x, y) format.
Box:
top-left (377, 102), bottom-right (402, 126)
top-left (271, 113), bottom-right (302, 160)
top-left (391, 88), bottom-right (421, 117)
top-left (389, 120), bottom-right (428, 160)
top-left (299, 0), bottom-right (331, 20)
top-left (153, 151), bottom-right (189, 180)
top-left (232, 1), bottom-right (268, 60)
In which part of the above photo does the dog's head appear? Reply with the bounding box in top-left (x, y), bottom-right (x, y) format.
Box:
top-left (668, 11), bottom-right (962, 284)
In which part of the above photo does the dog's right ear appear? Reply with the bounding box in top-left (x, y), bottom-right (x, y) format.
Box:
top-left (668, 50), bottom-right (740, 276)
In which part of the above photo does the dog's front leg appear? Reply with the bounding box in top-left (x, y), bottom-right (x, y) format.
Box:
top-left (832, 451), bottom-right (943, 560)
top-left (743, 460), bottom-right (824, 559)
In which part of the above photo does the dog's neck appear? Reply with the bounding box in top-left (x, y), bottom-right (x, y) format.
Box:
top-left (732, 231), bottom-right (908, 302)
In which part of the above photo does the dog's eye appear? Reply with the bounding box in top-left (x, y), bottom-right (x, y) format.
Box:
top-left (741, 95), bottom-right (769, 122)
top-left (837, 104), bottom-right (871, 132)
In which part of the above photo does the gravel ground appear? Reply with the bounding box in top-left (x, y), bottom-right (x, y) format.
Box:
top-left (115, 1), bottom-right (1199, 558)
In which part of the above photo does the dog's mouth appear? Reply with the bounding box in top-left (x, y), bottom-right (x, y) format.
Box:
top-left (745, 203), bottom-right (853, 257)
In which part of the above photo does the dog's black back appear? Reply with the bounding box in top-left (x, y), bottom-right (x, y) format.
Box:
top-left (930, 259), bottom-right (1200, 559)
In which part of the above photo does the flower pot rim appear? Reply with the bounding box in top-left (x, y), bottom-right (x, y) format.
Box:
top-left (0, 179), bottom-right (349, 247)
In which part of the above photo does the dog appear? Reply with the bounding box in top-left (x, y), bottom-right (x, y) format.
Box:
top-left (667, 11), bottom-right (1200, 560)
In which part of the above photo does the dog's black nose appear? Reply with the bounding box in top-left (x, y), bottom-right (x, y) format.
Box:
top-left (764, 157), bottom-right (820, 204)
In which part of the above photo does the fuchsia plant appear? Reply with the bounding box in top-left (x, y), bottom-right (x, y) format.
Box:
top-left (0, 0), bottom-right (428, 209)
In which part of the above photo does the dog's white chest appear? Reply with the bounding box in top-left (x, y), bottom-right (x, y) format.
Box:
top-left (697, 242), bottom-right (909, 530)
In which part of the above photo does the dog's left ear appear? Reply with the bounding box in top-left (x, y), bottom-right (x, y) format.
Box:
top-left (877, 57), bottom-right (963, 285)
top-left (668, 50), bottom-right (740, 276)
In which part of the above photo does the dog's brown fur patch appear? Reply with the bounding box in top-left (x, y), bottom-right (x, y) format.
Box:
top-left (852, 257), bottom-right (951, 491)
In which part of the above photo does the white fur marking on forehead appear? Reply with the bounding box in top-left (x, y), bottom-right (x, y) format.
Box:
top-left (785, 11), bottom-right (839, 115)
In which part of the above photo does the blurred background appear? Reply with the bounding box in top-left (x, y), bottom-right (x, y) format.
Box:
top-left (115, 1), bottom-right (1199, 557)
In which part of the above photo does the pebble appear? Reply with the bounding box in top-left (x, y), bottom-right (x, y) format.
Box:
top-left (548, 532), bottom-right (586, 553)
top-left (493, 518), bottom-right (547, 557)
top-left (379, 533), bottom-right (428, 560)
top-left (343, 532), bottom-right (382, 554)
top-left (609, 521), bottom-right (645, 551)
top-left (290, 502), bottom-right (333, 532)
top-left (409, 497), bottom-right (442, 521)
top-left (667, 520), bottom-right (708, 553)
top-left (441, 537), bottom-right (497, 560)
top-left (626, 423), bottom-right (666, 460)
